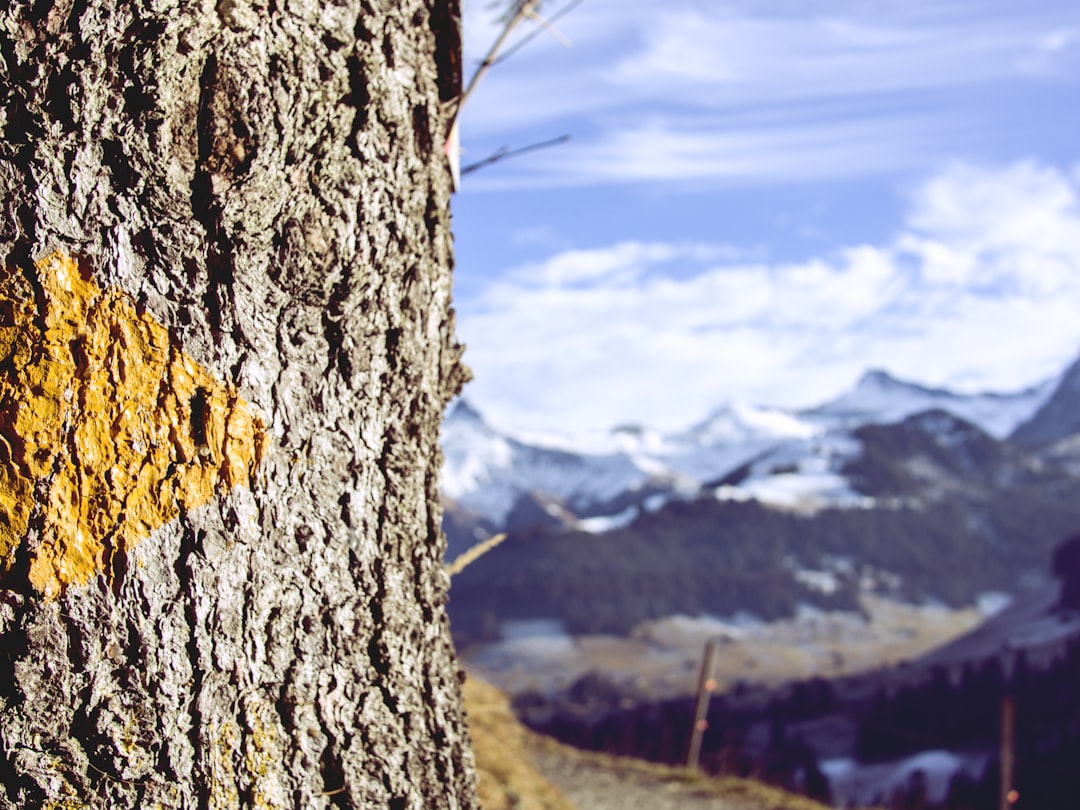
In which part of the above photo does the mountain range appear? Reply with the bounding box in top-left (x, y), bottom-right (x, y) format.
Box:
top-left (442, 355), bottom-right (1078, 536)
top-left (442, 351), bottom-right (1080, 642)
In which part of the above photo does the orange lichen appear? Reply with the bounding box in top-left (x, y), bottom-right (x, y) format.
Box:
top-left (0, 252), bottom-right (266, 599)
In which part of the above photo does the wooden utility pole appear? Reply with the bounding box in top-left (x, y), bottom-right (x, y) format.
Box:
top-left (686, 638), bottom-right (721, 768)
top-left (1000, 693), bottom-right (1016, 810)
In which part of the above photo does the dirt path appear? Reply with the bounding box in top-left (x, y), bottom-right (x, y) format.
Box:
top-left (527, 742), bottom-right (729, 809)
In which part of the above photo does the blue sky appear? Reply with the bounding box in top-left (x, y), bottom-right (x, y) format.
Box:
top-left (450, 0), bottom-right (1080, 435)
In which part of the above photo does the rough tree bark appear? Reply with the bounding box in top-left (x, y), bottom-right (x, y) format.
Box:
top-left (0, 1), bottom-right (476, 807)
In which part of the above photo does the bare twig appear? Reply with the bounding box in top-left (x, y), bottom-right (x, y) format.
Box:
top-left (461, 134), bottom-right (570, 176)
top-left (492, 0), bottom-right (586, 65)
top-left (446, 533), bottom-right (508, 577)
top-left (454, 0), bottom-right (541, 122)
top-left (523, 6), bottom-right (572, 46)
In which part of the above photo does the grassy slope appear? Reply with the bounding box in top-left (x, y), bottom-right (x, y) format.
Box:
top-left (463, 675), bottom-right (578, 810)
top-left (463, 674), bottom-right (840, 810)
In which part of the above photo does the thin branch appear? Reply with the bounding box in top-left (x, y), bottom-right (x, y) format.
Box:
top-left (454, 0), bottom-right (541, 122)
top-left (523, 7), bottom-right (572, 46)
top-left (491, 0), bottom-right (586, 66)
top-left (446, 533), bottom-right (508, 577)
top-left (461, 134), bottom-right (571, 176)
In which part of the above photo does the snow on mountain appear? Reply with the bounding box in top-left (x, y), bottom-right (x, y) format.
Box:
top-left (440, 398), bottom-right (828, 525)
top-left (660, 401), bottom-right (823, 483)
top-left (681, 400), bottom-right (820, 445)
top-left (439, 400), bottom-right (653, 525)
top-left (803, 369), bottom-right (1055, 439)
top-left (713, 436), bottom-right (874, 514)
top-left (440, 364), bottom-right (1066, 529)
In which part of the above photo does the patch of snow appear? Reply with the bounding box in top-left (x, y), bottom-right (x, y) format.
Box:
top-left (683, 400), bottom-right (822, 444)
top-left (793, 569), bottom-right (841, 595)
top-left (794, 602), bottom-right (829, 621)
top-left (439, 429), bottom-right (514, 498)
top-left (726, 468), bottom-right (875, 514)
top-left (609, 424), bottom-right (671, 456)
top-left (469, 635), bottom-right (577, 678)
top-left (823, 751), bottom-right (985, 808)
top-left (441, 402), bottom-right (655, 524)
top-left (887, 751), bottom-right (972, 805)
top-left (501, 619), bottom-right (569, 641)
top-left (824, 555), bottom-right (856, 574)
top-left (712, 484), bottom-right (753, 502)
top-left (976, 591), bottom-right (1013, 616)
top-left (634, 614), bottom-right (752, 648)
top-left (643, 493), bottom-right (669, 512)
top-left (577, 506), bottom-right (639, 534)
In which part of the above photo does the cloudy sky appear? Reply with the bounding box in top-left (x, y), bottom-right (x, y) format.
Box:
top-left (450, 0), bottom-right (1080, 435)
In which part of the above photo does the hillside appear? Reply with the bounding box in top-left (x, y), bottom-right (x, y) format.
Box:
top-left (1011, 353), bottom-right (1080, 446)
top-left (464, 676), bottom-right (576, 810)
top-left (463, 675), bottom-right (839, 810)
top-left (448, 474), bottom-right (1080, 643)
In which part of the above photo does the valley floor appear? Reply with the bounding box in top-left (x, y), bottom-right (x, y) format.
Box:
top-left (465, 595), bottom-right (989, 700)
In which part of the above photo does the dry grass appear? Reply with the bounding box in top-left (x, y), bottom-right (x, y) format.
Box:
top-left (462, 673), bottom-right (861, 810)
top-left (462, 675), bottom-right (578, 810)
top-left (527, 732), bottom-right (836, 810)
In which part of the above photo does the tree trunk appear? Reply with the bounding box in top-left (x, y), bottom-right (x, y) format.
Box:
top-left (0, 1), bottom-right (475, 807)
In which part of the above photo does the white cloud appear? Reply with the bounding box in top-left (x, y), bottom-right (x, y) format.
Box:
top-left (458, 0), bottom-right (1076, 190)
top-left (906, 159), bottom-right (1080, 251)
top-left (898, 160), bottom-right (1080, 302)
top-left (486, 114), bottom-right (961, 188)
top-left (607, 8), bottom-right (1017, 100)
top-left (510, 241), bottom-right (678, 286)
top-left (456, 160), bottom-right (1080, 433)
top-left (1018, 26), bottom-right (1080, 73)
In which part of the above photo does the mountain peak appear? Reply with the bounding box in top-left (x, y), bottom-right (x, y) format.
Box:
top-left (1011, 351), bottom-right (1080, 446)
top-left (859, 368), bottom-right (903, 387)
top-left (447, 398), bottom-right (486, 425)
top-left (806, 366), bottom-right (1054, 440)
top-left (855, 369), bottom-right (940, 395)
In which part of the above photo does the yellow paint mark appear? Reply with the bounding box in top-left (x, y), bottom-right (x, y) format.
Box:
top-left (0, 253), bottom-right (266, 599)
top-left (209, 721), bottom-right (241, 810)
top-left (243, 700), bottom-right (286, 810)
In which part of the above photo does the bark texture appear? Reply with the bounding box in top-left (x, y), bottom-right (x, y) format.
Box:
top-left (0, 1), bottom-right (475, 807)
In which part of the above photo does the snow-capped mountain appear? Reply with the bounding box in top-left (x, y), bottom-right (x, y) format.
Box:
top-left (440, 365), bottom-right (1060, 531)
top-left (439, 399), bottom-right (654, 527)
top-left (804, 369), bottom-right (1055, 439)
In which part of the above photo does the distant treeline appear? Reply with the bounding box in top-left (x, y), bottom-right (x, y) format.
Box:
top-left (515, 669), bottom-right (835, 803)
top-left (857, 645), bottom-right (1080, 809)
top-left (516, 636), bottom-right (1080, 810)
top-left (448, 492), bottom-right (1080, 642)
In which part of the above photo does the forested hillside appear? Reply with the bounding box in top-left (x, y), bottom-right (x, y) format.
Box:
top-left (448, 404), bottom-right (1080, 644)
top-left (449, 487), bottom-right (1080, 642)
